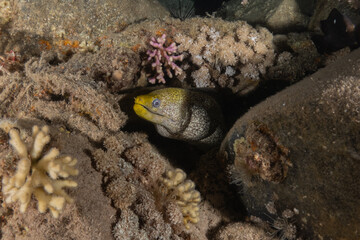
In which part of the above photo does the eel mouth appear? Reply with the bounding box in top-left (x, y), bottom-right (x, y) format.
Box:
top-left (133, 102), bottom-right (177, 125)
top-left (133, 95), bottom-right (177, 124)
top-left (133, 103), bottom-right (164, 118)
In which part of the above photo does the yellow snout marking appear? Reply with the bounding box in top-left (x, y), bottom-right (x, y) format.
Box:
top-left (134, 95), bottom-right (159, 123)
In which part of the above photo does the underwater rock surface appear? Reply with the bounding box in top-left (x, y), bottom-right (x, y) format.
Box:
top-left (218, 0), bottom-right (314, 32)
top-left (221, 47), bottom-right (360, 239)
top-left (11, 0), bottom-right (169, 41)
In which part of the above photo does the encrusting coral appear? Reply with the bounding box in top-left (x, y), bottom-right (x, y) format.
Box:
top-left (174, 20), bottom-right (275, 93)
top-left (1, 122), bottom-right (78, 218)
top-left (215, 222), bottom-right (273, 240)
top-left (92, 131), bottom-right (210, 238)
top-left (24, 54), bottom-right (128, 142)
top-left (160, 168), bottom-right (201, 229)
top-left (0, 0), bottom-right (13, 26)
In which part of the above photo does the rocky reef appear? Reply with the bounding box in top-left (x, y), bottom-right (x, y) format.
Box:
top-left (0, 0), bottom-right (359, 239)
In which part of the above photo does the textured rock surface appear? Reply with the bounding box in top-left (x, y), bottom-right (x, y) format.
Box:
top-left (216, 222), bottom-right (272, 240)
top-left (11, 0), bottom-right (169, 40)
top-left (218, 0), bottom-right (314, 32)
top-left (220, 48), bottom-right (360, 239)
top-left (0, 0), bottom-right (169, 63)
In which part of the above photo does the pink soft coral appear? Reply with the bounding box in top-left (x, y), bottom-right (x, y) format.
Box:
top-left (146, 34), bottom-right (184, 84)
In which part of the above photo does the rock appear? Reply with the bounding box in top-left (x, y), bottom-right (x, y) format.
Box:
top-left (216, 222), bottom-right (272, 240)
top-left (10, 0), bottom-right (169, 41)
top-left (217, 0), bottom-right (313, 32)
top-left (220, 48), bottom-right (360, 239)
top-left (268, 32), bottom-right (321, 83)
top-left (0, 0), bottom-right (170, 61)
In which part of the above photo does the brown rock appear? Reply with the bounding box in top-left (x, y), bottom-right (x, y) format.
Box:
top-left (220, 48), bottom-right (360, 239)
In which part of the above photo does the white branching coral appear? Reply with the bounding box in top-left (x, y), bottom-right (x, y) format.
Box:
top-left (1, 124), bottom-right (78, 218)
top-left (160, 168), bottom-right (201, 229)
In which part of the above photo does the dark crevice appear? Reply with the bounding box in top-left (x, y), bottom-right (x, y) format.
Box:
top-left (48, 93), bottom-right (68, 102)
top-left (157, 0), bottom-right (229, 20)
top-left (48, 55), bottom-right (63, 66)
top-left (83, 148), bottom-right (104, 176)
top-left (120, 76), bottom-right (291, 172)
top-left (221, 79), bottom-right (291, 129)
top-left (194, 0), bottom-right (229, 16)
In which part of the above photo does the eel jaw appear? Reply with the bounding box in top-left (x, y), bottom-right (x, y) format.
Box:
top-left (133, 102), bottom-right (165, 124)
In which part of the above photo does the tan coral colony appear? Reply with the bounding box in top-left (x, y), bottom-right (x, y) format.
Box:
top-left (1, 121), bottom-right (78, 218)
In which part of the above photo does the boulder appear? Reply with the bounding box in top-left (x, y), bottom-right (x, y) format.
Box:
top-left (220, 48), bottom-right (360, 239)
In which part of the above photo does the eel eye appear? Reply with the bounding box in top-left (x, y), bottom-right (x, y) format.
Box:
top-left (152, 98), bottom-right (161, 108)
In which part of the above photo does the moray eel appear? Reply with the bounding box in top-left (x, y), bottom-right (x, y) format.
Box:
top-left (133, 88), bottom-right (224, 147)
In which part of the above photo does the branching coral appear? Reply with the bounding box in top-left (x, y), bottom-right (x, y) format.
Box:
top-left (146, 34), bottom-right (184, 84)
top-left (160, 168), bottom-right (201, 228)
top-left (1, 124), bottom-right (78, 218)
